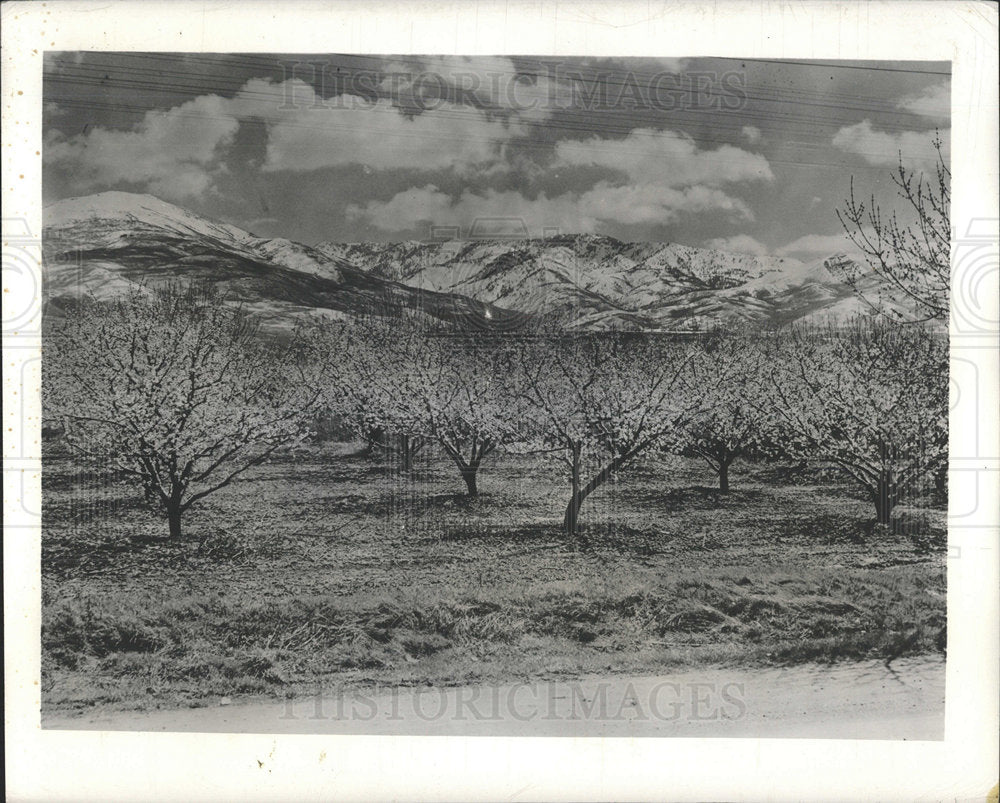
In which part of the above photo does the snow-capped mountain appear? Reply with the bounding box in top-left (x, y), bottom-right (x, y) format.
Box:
top-left (316, 236), bottom-right (894, 330)
top-left (43, 192), bottom-right (521, 333)
top-left (43, 191), bottom-right (901, 333)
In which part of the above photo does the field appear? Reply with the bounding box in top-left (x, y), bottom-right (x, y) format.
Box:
top-left (41, 441), bottom-right (947, 717)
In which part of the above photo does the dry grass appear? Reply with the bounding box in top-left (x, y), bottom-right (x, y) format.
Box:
top-left (41, 442), bottom-right (947, 715)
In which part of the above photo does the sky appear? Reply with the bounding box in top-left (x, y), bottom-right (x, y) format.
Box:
top-left (43, 53), bottom-right (950, 259)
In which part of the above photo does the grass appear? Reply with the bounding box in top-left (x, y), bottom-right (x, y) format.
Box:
top-left (41, 442), bottom-right (947, 716)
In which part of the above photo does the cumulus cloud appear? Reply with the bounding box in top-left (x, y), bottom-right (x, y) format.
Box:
top-left (45, 93), bottom-right (240, 200)
top-left (348, 181), bottom-right (755, 234)
top-left (832, 81), bottom-right (949, 170)
top-left (831, 120), bottom-right (949, 166)
top-left (384, 56), bottom-right (694, 122)
top-left (223, 76), bottom-right (525, 174)
top-left (257, 92), bottom-right (522, 174)
top-left (378, 55), bottom-right (571, 124)
top-left (348, 124), bottom-right (772, 233)
top-left (705, 234), bottom-right (770, 256)
top-left (45, 65), bottom-right (774, 230)
top-left (553, 128), bottom-right (774, 187)
top-left (45, 75), bottom-right (528, 200)
top-left (773, 230), bottom-right (872, 259)
top-left (504, 72), bottom-right (571, 124)
top-left (896, 80), bottom-right (949, 121)
top-left (345, 185), bottom-right (592, 234)
top-left (657, 58), bottom-right (689, 73)
top-left (581, 183), bottom-right (754, 223)
top-left (740, 125), bottom-right (763, 144)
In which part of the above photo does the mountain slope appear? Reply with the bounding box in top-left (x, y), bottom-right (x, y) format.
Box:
top-left (44, 191), bottom-right (910, 333)
top-left (316, 236), bottom-right (895, 330)
top-left (43, 192), bottom-right (524, 333)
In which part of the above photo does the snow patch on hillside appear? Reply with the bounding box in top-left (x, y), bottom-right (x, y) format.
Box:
top-left (43, 191), bottom-right (918, 331)
top-left (45, 192), bottom-right (252, 244)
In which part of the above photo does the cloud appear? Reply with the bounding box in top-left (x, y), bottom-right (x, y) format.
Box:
top-left (45, 75), bottom-right (528, 200)
top-left (378, 55), bottom-right (572, 124)
top-left (773, 230), bottom-right (873, 259)
top-left (45, 93), bottom-right (239, 200)
top-left (553, 128), bottom-right (774, 187)
top-left (705, 234), bottom-right (770, 256)
top-left (504, 72), bottom-right (571, 124)
top-left (348, 181), bottom-right (755, 234)
top-left (897, 80), bottom-right (949, 121)
top-left (244, 78), bottom-right (523, 174)
top-left (580, 183), bottom-right (754, 224)
top-left (348, 124), bottom-right (771, 233)
top-left (657, 58), bottom-right (689, 73)
top-left (44, 66), bottom-right (773, 225)
top-left (831, 120), bottom-right (949, 166)
top-left (740, 125), bottom-right (763, 145)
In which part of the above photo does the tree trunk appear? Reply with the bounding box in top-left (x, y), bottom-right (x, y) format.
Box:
top-left (933, 463), bottom-right (947, 497)
top-left (563, 449), bottom-right (630, 543)
top-left (443, 440), bottom-right (486, 497)
top-left (697, 446), bottom-right (738, 494)
top-left (874, 498), bottom-right (892, 526)
top-left (461, 465), bottom-right (479, 496)
top-left (167, 503), bottom-right (183, 539)
top-left (718, 460), bottom-right (730, 494)
top-left (873, 478), bottom-right (896, 525)
top-left (564, 443), bottom-right (583, 539)
top-left (400, 435), bottom-right (414, 472)
top-left (563, 492), bottom-right (583, 539)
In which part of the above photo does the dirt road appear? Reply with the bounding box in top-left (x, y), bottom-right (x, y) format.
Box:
top-left (43, 655), bottom-right (944, 739)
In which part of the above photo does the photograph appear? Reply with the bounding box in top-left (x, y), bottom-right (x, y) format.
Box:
top-left (38, 51), bottom-right (951, 738)
top-left (3, 2), bottom-right (998, 801)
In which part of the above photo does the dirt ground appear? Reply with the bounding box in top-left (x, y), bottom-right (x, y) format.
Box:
top-left (43, 655), bottom-right (944, 740)
top-left (41, 442), bottom-right (947, 722)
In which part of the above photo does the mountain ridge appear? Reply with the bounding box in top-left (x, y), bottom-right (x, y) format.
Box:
top-left (43, 192), bottom-right (524, 333)
top-left (43, 191), bottom-right (902, 333)
top-left (315, 234), bottom-right (884, 330)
